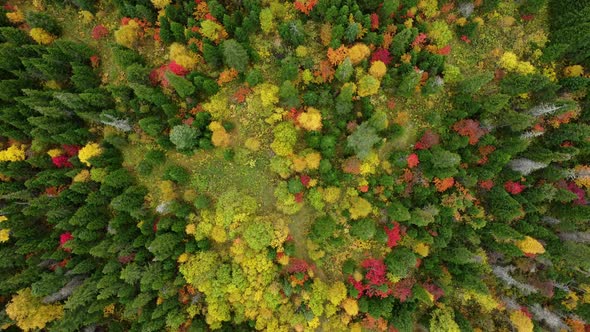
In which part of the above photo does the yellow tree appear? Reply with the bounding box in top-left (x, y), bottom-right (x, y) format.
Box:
top-left (78, 142), bottom-right (102, 166)
top-left (6, 288), bottom-right (64, 331)
top-left (298, 107), bottom-right (322, 131)
top-left (29, 28), bottom-right (56, 45)
top-left (114, 20), bottom-right (141, 49)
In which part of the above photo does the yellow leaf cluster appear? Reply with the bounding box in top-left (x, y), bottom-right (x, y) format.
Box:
top-left (369, 60), bottom-right (387, 79)
top-left (321, 186), bottom-right (341, 203)
top-left (0, 229), bottom-right (9, 242)
top-left (499, 51), bottom-right (535, 75)
top-left (515, 236), bottom-right (545, 255)
top-left (46, 148), bottom-right (63, 158)
top-left (295, 45), bottom-right (308, 58)
top-left (298, 107), bottom-right (322, 131)
top-left (414, 242), bottom-right (430, 257)
top-left (210, 121), bottom-right (231, 147)
top-left (562, 291), bottom-right (579, 310)
top-left (357, 75), bottom-right (380, 97)
top-left (458, 289), bottom-right (498, 312)
top-left (6, 9), bottom-right (24, 24)
top-left (509, 310), bottom-right (533, 332)
top-left (0, 145), bottom-right (26, 162)
top-left (574, 165), bottom-right (590, 188)
top-left (169, 43), bottom-right (198, 70)
top-left (114, 20), bottom-right (141, 49)
top-left (255, 83), bottom-right (280, 108)
top-left (73, 170), bottom-right (91, 183)
top-left (78, 142), bottom-right (102, 166)
top-left (6, 288), bottom-right (64, 331)
top-left (151, 0), bottom-right (171, 9)
top-left (564, 65), bottom-right (584, 77)
top-left (29, 28), bottom-right (56, 45)
top-left (349, 196), bottom-right (372, 219)
top-left (341, 298), bottom-right (359, 316)
top-left (348, 44), bottom-right (370, 64)
top-left (200, 20), bottom-right (227, 42)
top-left (78, 10), bottom-right (94, 24)
top-left (360, 152), bottom-right (380, 175)
top-left (327, 282), bottom-right (347, 306)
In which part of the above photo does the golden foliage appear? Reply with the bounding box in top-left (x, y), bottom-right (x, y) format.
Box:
top-left (169, 43), bottom-right (198, 70)
top-left (6, 288), bottom-right (64, 331)
top-left (322, 186), bottom-right (341, 203)
top-left (78, 142), bottom-right (102, 166)
top-left (515, 236), bottom-right (545, 255)
top-left (349, 196), bottom-right (372, 219)
top-left (255, 83), bottom-right (280, 108)
top-left (46, 148), bottom-right (63, 158)
top-left (72, 170), bottom-right (91, 183)
top-left (0, 229), bottom-right (9, 243)
top-left (574, 165), bottom-right (590, 188)
top-left (30, 28), bottom-right (56, 45)
top-left (564, 65), bottom-right (584, 77)
top-left (348, 44), bottom-right (370, 64)
top-left (509, 310), bottom-right (533, 332)
top-left (369, 60), bottom-right (387, 79)
top-left (341, 298), bottom-right (359, 316)
top-left (327, 282), bottom-right (347, 306)
top-left (211, 126), bottom-right (230, 147)
top-left (499, 52), bottom-right (535, 75)
top-left (298, 107), bottom-right (323, 131)
top-left (0, 144), bottom-right (26, 162)
top-left (6, 9), bottom-right (24, 24)
top-left (114, 20), bottom-right (141, 49)
top-left (304, 152), bottom-right (321, 170)
top-left (151, 0), bottom-right (171, 9)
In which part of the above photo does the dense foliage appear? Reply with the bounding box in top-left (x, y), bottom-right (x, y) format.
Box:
top-left (0, 0), bottom-right (590, 331)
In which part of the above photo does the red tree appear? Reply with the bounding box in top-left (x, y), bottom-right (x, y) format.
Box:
top-left (91, 24), bottom-right (109, 40)
top-left (407, 153), bottom-right (419, 168)
top-left (384, 222), bottom-right (401, 248)
top-left (414, 130), bottom-right (440, 150)
top-left (452, 119), bottom-right (486, 145)
top-left (504, 181), bottom-right (526, 195)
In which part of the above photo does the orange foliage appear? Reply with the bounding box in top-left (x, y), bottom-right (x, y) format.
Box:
top-left (548, 110), bottom-right (577, 128)
top-left (294, 0), bottom-right (318, 15)
top-left (193, 1), bottom-right (211, 20)
top-left (453, 119), bottom-right (486, 145)
top-left (327, 46), bottom-right (349, 66)
top-left (441, 2), bottom-right (455, 13)
top-left (316, 60), bottom-right (335, 82)
top-left (232, 86), bottom-right (252, 104)
top-left (217, 68), bottom-right (239, 86)
top-left (382, 25), bottom-right (397, 49)
top-left (393, 111), bottom-right (410, 125)
top-left (434, 177), bottom-right (455, 192)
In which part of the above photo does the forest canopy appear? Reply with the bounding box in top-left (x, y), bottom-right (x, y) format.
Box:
top-left (0, 0), bottom-right (590, 331)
